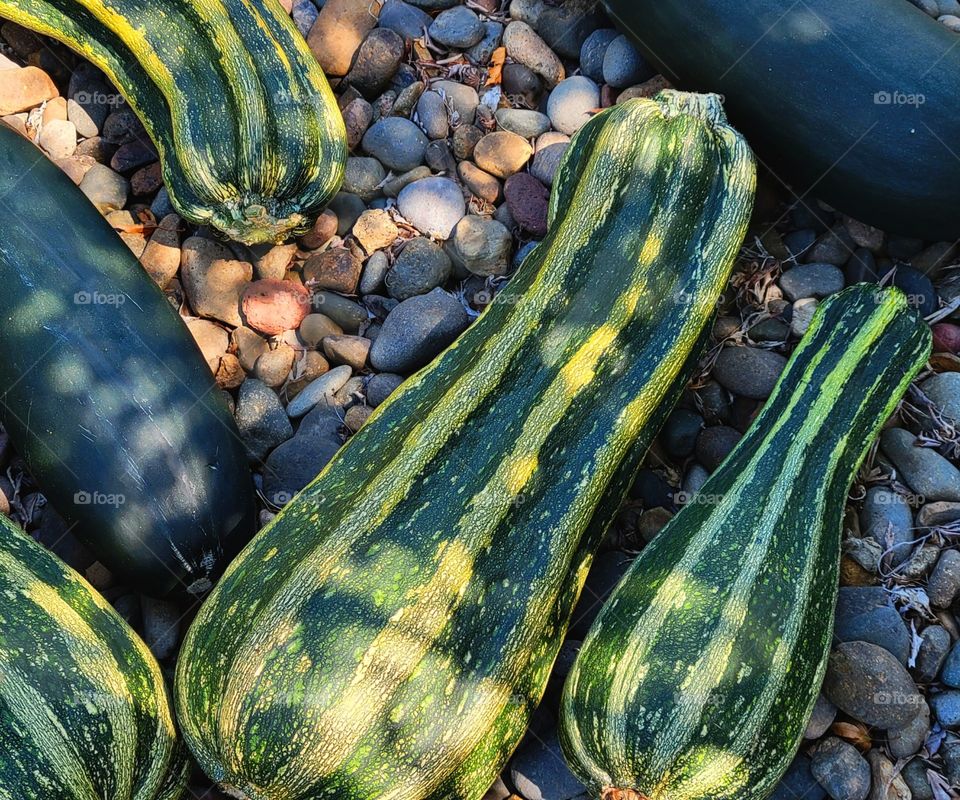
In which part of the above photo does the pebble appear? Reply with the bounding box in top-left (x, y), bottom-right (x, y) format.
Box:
top-left (416, 90), bottom-right (449, 139)
top-left (933, 323), bottom-right (960, 354)
top-left (323, 335), bottom-right (371, 370)
top-left (370, 288), bottom-right (469, 373)
top-left (345, 28), bottom-right (405, 98)
top-left (502, 63), bottom-right (543, 107)
top-left (79, 163), bottom-right (129, 213)
top-left (823, 640), bottom-right (923, 729)
top-left (359, 251), bottom-right (391, 295)
top-left (784, 229), bottom-right (816, 261)
top-left (917, 625), bottom-right (952, 683)
top-left (834, 587), bottom-right (911, 665)
top-left (466, 21), bottom-right (505, 65)
top-left (298, 314), bottom-right (344, 349)
top-left (342, 97), bottom-right (374, 150)
top-left (378, 0), bottom-right (432, 39)
top-left (807, 226), bottom-right (855, 265)
top-left (0, 66), bottom-right (58, 115)
top-left (495, 108), bottom-right (552, 139)
top-left (547, 76), bottom-right (600, 136)
top-left (942, 640), bottom-right (960, 687)
top-left (291, 0), bottom-right (318, 36)
top-left (67, 66), bottom-right (113, 137)
top-left (139, 213), bottom-right (182, 289)
top-left (902, 760), bottom-right (934, 800)
top-left (458, 161), bottom-right (502, 203)
top-left (429, 6), bottom-right (484, 48)
top-left (931, 690), bottom-right (960, 728)
top-left (660, 409), bottom-right (704, 461)
top-left (448, 216), bottom-right (513, 277)
top-left (287, 364), bottom-right (353, 419)
top-left (474, 131), bottom-right (533, 178)
top-left (603, 35), bottom-right (654, 88)
top-left (771, 756), bottom-right (826, 800)
top-left (504, 173), bottom-right (549, 237)
top-left (254, 345), bottom-right (295, 388)
top-left (580, 28), bottom-right (619, 84)
top-left (921, 372), bottom-right (960, 423)
top-left (344, 405), bottom-right (372, 432)
top-left (235, 379), bottom-right (293, 462)
top-left (452, 124), bottom-right (483, 161)
top-left (141, 597), bottom-right (180, 661)
top-left (397, 177), bottom-right (466, 239)
top-left (387, 237), bottom-right (452, 300)
top-left (779, 263), bottom-right (845, 302)
top-left (240, 279), bottom-right (311, 335)
top-left (810, 738), bottom-right (870, 800)
top-left (881, 427), bottom-right (960, 502)
top-left (304, 248), bottom-right (363, 295)
top-left (510, 729), bottom-right (587, 800)
top-left (503, 21), bottom-right (565, 87)
top-left (367, 373), bottom-right (405, 406)
top-left (888, 697), bottom-right (930, 758)
top-left (313, 292), bottom-right (368, 333)
top-left (892, 265), bottom-right (938, 317)
top-left (712, 346), bottom-right (787, 400)
top-left (233, 326), bottom-right (270, 372)
top-left (362, 117), bottom-right (429, 173)
top-left (38, 118), bottom-right (77, 159)
top-left (432, 80), bottom-right (479, 124)
top-left (352, 209), bottom-right (399, 254)
top-left (180, 237), bottom-right (252, 327)
top-left (531, 131), bottom-right (570, 186)
top-left (790, 298), bottom-right (818, 338)
top-left (253, 243), bottom-right (297, 281)
top-left (343, 157), bottom-right (387, 202)
top-left (694, 425), bottom-right (741, 472)
top-left (929, 550), bottom-right (960, 608)
top-left (306, 0), bottom-right (379, 76)
top-left (262, 422), bottom-right (341, 505)
top-left (536, 0), bottom-right (606, 59)
top-left (805, 694), bottom-right (838, 739)
top-left (859, 487), bottom-right (915, 567)
top-left (867, 751), bottom-right (911, 800)
top-left (844, 247), bottom-right (878, 286)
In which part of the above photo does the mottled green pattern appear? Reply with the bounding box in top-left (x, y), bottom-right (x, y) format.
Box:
top-left (559, 286), bottom-right (931, 800)
top-left (0, 514), bottom-right (186, 800)
top-left (175, 93), bottom-right (756, 800)
top-left (0, 0), bottom-right (346, 243)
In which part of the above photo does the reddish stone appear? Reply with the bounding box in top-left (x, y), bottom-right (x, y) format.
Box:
top-left (303, 247), bottom-right (362, 294)
top-left (504, 173), bottom-right (549, 237)
top-left (241, 279), bottom-right (312, 336)
top-left (299, 209), bottom-right (339, 250)
top-left (131, 162), bottom-right (163, 195)
top-left (933, 322), bottom-right (960, 354)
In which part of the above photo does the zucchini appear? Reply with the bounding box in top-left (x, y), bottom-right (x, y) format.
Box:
top-left (174, 91), bottom-right (756, 800)
top-left (0, 123), bottom-right (257, 597)
top-left (604, 0), bottom-right (960, 239)
top-left (0, 0), bottom-right (346, 244)
top-left (559, 285), bottom-right (931, 800)
top-left (0, 512), bottom-right (188, 800)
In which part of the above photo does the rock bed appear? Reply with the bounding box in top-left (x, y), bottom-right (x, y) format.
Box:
top-left (3, 1), bottom-right (960, 798)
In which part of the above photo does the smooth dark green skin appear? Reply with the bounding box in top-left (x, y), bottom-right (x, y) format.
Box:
top-left (0, 513), bottom-right (188, 799)
top-left (0, 125), bottom-right (256, 597)
top-left (560, 286), bottom-right (932, 800)
top-left (605, 0), bottom-right (960, 239)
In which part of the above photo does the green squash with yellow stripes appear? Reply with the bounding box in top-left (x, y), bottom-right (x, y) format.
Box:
top-left (174, 91), bottom-right (756, 800)
top-left (559, 285), bottom-right (932, 800)
top-left (0, 0), bottom-right (346, 244)
top-left (0, 512), bottom-right (189, 799)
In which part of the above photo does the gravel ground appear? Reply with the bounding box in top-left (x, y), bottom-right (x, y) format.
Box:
top-left (3, 2), bottom-right (960, 798)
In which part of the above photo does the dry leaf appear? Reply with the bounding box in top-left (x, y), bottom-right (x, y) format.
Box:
top-left (485, 46), bottom-right (506, 86)
top-left (831, 721), bottom-right (872, 751)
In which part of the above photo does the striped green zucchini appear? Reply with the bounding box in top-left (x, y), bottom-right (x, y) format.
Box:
top-left (0, 0), bottom-right (346, 244)
top-left (559, 285), bottom-right (932, 800)
top-left (0, 512), bottom-right (189, 799)
top-left (174, 91), bottom-right (756, 800)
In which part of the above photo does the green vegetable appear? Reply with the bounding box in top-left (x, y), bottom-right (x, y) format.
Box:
top-left (559, 285), bottom-right (931, 800)
top-left (0, 0), bottom-right (346, 244)
top-left (174, 91), bottom-right (755, 800)
top-left (603, 0), bottom-right (960, 239)
top-left (0, 512), bottom-right (188, 799)
top-left (0, 123), bottom-right (256, 597)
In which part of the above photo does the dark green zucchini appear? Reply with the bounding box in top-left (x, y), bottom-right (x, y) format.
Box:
top-left (0, 0), bottom-right (346, 244)
top-left (0, 123), bottom-right (256, 597)
top-left (604, 0), bottom-right (960, 239)
top-left (0, 512), bottom-right (189, 799)
top-left (559, 285), bottom-right (932, 800)
top-left (174, 92), bottom-right (756, 800)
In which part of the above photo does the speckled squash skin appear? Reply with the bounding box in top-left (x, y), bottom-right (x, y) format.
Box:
top-left (0, 513), bottom-right (189, 800)
top-left (559, 286), bottom-right (932, 800)
top-left (174, 92), bottom-right (756, 800)
top-left (0, 0), bottom-right (346, 244)
top-left (0, 124), bottom-right (257, 597)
